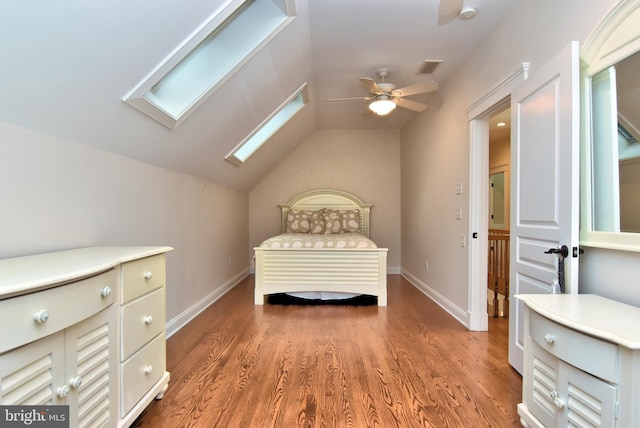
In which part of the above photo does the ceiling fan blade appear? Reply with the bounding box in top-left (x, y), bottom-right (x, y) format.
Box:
top-left (326, 96), bottom-right (371, 102)
top-left (395, 97), bottom-right (428, 112)
top-left (393, 81), bottom-right (439, 98)
top-left (438, 0), bottom-right (463, 25)
top-left (359, 78), bottom-right (383, 95)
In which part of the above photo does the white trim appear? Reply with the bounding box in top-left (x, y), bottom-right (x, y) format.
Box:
top-left (226, 83), bottom-right (309, 166)
top-left (468, 119), bottom-right (490, 331)
top-left (466, 63), bottom-right (529, 331)
top-left (467, 63), bottom-right (529, 119)
top-left (401, 270), bottom-right (470, 328)
top-left (581, 0), bottom-right (640, 76)
top-left (122, 0), bottom-right (297, 129)
top-left (165, 269), bottom-right (249, 338)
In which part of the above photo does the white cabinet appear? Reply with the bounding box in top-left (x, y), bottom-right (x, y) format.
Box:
top-left (117, 254), bottom-right (170, 427)
top-left (0, 268), bottom-right (117, 428)
top-left (0, 246), bottom-right (172, 428)
top-left (516, 294), bottom-right (640, 428)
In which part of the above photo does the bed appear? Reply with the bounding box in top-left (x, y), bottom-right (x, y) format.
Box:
top-left (254, 189), bottom-right (388, 306)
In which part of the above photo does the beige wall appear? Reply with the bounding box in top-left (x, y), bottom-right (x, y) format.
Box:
top-left (0, 122), bottom-right (249, 329)
top-left (489, 136), bottom-right (510, 170)
top-left (619, 158), bottom-right (640, 232)
top-left (250, 129), bottom-right (401, 270)
top-left (400, 0), bottom-right (619, 318)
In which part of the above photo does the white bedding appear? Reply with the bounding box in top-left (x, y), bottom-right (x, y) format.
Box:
top-left (259, 232), bottom-right (377, 249)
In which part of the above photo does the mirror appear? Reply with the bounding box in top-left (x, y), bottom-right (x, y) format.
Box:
top-left (591, 50), bottom-right (640, 233)
top-left (581, 0), bottom-right (640, 251)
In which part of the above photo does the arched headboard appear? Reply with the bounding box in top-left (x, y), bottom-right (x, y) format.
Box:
top-left (279, 189), bottom-right (373, 237)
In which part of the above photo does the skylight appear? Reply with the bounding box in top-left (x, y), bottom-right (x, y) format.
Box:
top-left (226, 83), bottom-right (308, 166)
top-left (122, 0), bottom-right (296, 129)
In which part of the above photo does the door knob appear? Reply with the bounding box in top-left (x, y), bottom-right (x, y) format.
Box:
top-left (545, 245), bottom-right (569, 258)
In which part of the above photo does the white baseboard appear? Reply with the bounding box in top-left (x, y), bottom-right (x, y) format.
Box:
top-left (401, 269), bottom-right (470, 329)
top-left (165, 269), bottom-right (249, 338)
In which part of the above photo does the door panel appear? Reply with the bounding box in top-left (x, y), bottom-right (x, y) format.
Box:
top-left (509, 42), bottom-right (581, 373)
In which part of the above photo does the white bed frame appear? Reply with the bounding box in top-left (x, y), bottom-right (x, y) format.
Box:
top-left (254, 189), bottom-right (388, 306)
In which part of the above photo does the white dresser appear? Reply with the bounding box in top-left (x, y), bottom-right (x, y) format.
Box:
top-left (516, 294), bottom-right (640, 428)
top-left (0, 246), bottom-right (172, 428)
top-left (118, 253), bottom-right (169, 427)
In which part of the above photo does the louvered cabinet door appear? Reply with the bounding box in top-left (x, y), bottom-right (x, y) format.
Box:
top-left (64, 308), bottom-right (117, 428)
top-left (527, 344), bottom-right (560, 428)
top-left (0, 332), bottom-right (65, 406)
top-left (558, 361), bottom-right (617, 427)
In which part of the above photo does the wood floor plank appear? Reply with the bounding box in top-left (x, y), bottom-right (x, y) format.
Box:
top-left (133, 275), bottom-right (522, 427)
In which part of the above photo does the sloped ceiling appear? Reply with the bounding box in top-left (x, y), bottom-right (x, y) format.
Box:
top-left (0, 0), bottom-right (516, 192)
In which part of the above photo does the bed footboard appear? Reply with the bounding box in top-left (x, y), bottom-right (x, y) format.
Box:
top-left (254, 248), bottom-right (388, 306)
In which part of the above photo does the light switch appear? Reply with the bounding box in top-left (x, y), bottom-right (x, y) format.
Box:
top-left (455, 207), bottom-right (462, 220)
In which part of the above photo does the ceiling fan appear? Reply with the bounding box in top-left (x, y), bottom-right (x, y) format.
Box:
top-left (438, 0), bottom-right (477, 25)
top-left (326, 69), bottom-right (439, 116)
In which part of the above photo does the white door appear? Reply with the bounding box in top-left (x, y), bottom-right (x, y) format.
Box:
top-left (508, 42), bottom-right (581, 373)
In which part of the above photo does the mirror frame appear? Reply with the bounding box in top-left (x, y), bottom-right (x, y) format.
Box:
top-left (580, 0), bottom-right (640, 251)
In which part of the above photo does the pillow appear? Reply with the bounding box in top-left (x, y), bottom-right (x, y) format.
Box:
top-left (341, 209), bottom-right (361, 233)
top-left (323, 209), bottom-right (343, 234)
top-left (286, 210), bottom-right (312, 233)
top-left (309, 210), bottom-right (326, 234)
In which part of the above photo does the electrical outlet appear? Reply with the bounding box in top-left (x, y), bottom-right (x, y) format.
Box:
top-left (455, 207), bottom-right (463, 220)
top-left (460, 234), bottom-right (466, 247)
top-left (456, 182), bottom-right (463, 195)
top-left (425, 261), bottom-right (429, 272)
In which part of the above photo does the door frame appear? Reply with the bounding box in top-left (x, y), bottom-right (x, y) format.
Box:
top-left (466, 63), bottom-right (529, 331)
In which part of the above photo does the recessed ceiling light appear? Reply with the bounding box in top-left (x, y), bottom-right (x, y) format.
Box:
top-left (497, 122), bottom-right (506, 127)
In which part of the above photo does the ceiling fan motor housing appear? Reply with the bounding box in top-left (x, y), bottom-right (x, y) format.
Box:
top-left (377, 82), bottom-right (397, 93)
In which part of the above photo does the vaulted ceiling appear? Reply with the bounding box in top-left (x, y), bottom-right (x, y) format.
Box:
top-left (0, 0), bottom-right (517, 191)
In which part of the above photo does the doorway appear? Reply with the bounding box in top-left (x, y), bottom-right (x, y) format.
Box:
top-left (466, 62), bottom-right (528, 333)
top-left (487, 107), bottom-right (511, 321)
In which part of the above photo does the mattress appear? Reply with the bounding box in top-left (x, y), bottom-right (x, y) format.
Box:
top-left (258, 232), bottom-right (378, 249)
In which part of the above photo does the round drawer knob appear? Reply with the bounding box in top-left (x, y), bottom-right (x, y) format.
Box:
top-left (544, 333), bottom-right (555, 344)
top-left (144, 315), bottom-right (154, 325)
top-left (144, 271), bottom-right (153, 280)
top-left (100, 286), bottom-right (111, 297)
top-left (33, 309), bottom-right (49, 324)
top-left (550, 390), bottom-right (565, 409)
top-left (144, 365), bottom-right (154, 375)
top-left (70, 376), bottom-right (83, 389)
top-left (57, 385), bottom-right (70, 398)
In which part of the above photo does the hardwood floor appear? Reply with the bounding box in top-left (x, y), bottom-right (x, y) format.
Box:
top-left (133, 275), bottom-right (522, 427)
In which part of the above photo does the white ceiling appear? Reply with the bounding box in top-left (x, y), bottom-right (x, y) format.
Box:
top-left (0, 0), bottom-right (517, 191)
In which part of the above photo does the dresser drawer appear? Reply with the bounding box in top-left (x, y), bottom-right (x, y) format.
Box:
top-left (121, 254), bottom-right (166, 304)
top-left (529, 311), bottom-right (619, 383)
top-left (121, 333), bottom-right (166, 416)
top-left (121, 288), bottom-right (165, 360)
top-left (0, 269), bottom-right (115, 354)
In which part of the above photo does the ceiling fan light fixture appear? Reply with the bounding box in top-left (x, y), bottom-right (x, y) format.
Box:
top-left (369, 97), bottom-right (396, 115)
